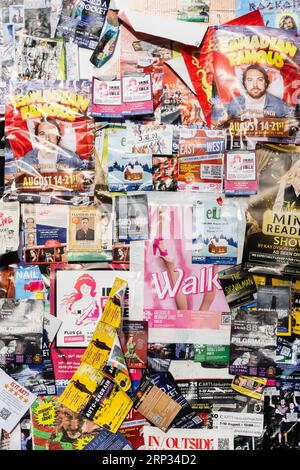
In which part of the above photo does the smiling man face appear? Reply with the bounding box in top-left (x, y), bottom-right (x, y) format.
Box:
top-left (243, 67), bottom-right (268, 100)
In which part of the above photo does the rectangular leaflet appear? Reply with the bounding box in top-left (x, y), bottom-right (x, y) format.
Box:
top-left (55, 0), bottom-right (110, 50)
top-left (236, 0), bottom-right (300, 33)
top-left (229, 309), bottom-right (277, 378)
top-left (242, 143), bottom-right (300, 276)
top-left (192, 200), bottom-right (238, 265)
top-left (55, 269), bottom-right (137, 348)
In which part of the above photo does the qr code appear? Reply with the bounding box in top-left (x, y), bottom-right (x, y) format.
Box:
top-left (0, 407), bottom-right (12, 421)
top-left (201, 164), bottom-right (221, 179)
top-left (217, 438), bottom-right (230, 450)
top-left (280, 346), bottom-right (291, 357)
top-left (221, 314), bottom-right (231, 325)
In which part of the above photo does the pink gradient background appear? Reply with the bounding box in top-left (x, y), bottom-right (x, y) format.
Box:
top-left (144, 203), bottom-right (230, 314)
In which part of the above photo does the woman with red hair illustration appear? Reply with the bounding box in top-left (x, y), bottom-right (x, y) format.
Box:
top-left (62, 274), bottom-right (99, 327)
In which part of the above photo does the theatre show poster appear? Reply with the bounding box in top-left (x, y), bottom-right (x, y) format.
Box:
top-left (242, 143), bottom-right (300, 277)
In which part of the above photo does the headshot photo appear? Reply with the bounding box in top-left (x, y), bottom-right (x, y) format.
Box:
top-left (25, 249), bottom-right (38, 263)
top-left (44, 249), bottom-right (55, 263)
top-left (26, 232), bottom-right (36, 248)
top-left (225, 64), bottom-right (292, 120)
top-left (18, 117), bottom-right (84, 174)
top-left (75, 217), bottom-right (95, 241)
top-left (279, 14), bottom-right (298, 33)
top-left (25, 217), bottom-right (36, 230)
top-left (9, 6), bottom-right (24, 25)
top-left (112, 246), bottom-right (129, 263)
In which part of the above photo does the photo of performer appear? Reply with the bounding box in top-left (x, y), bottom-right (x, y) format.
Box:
top-left (273, 160), bottom-right (300, 211)
top-left (124, 335), bottom-right (146, 366)
top-left (25, 217), bottom-right (36, 230)
top-left (26, 249), bottom-right (38, 263)
top-left (269, 395), bottom-right (300, 449)
top-left (10, 7), bottom-right (24, 24)
top-left (226, 65), bottom-right (292, 120)
top-left (279, 15), bottom-right (298, 34)
top-left (18, 117), bottom-right (84, 173)
top-left (75, 218), bottom-right (95, 241)
top-left (26, 232), bottom-right (36, 248)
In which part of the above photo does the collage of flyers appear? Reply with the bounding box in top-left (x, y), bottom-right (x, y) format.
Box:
top-left (2, 0), bottom-right (300, 454)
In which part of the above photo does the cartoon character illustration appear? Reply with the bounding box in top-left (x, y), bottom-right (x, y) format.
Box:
top-left (61, 274), bottom-right (99, 327)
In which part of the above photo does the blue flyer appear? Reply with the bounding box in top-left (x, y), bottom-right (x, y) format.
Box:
top-left (108, 152), bottom-right (153, 191)
top-left (84, 428), bottom-right (133, 450)
top-left (236, 0), bottom-right (300, 33)
top-left (192, 200), bottom-right (238, 265)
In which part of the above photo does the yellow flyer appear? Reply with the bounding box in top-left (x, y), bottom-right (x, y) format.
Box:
top-left (58, 363), bottom-right (132, 433)
top-left (101, 277), bottom-right (128, 328)
top-left (81, 321), bottom-right (117, 369)
top-left (231, 376), bottom-right (267, 400)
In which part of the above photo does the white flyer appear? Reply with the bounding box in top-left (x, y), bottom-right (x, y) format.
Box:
top-left (55, 269), bottom-right (139, 347)
top-left (0, 369), bottom-right (36, 433)
top-left (141, 427), bottom-right (234, 450)
top-left (43, 312), bottom-right (62, 345)
top-left (212, 411), bottom-right (264, 437)
top-left (0, 201), bottom-right (19, 255)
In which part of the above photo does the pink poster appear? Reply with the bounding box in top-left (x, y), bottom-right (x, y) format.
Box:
top-left (143, 204), bottom-right (230, 319)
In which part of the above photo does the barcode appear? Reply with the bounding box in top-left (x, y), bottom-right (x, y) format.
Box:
top-left (0, 407), bottom-right (11, 421)
top-left (218, 438), bottom-right (230, 450)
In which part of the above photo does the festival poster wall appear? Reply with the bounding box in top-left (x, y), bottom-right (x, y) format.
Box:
top-left (212, 26), bottom-right (300, 137)
top-left (242, 143), bottom-right (300, 277)
top-left (5, 80), bottom-right (95, 203)
top-left (143, 203), bottom-right (230, 322)
top-left (236, 0), bottom-right (300, 33)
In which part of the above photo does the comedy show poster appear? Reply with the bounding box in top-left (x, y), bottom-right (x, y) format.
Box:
top-left (212, 26), bottom-right (300, 137)
top-left (143, 203), bottom-right (230, 320)
top-left (5, 80), bottom-right (95, 200)
top-left (242, 143), bottom-right (300, 277)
